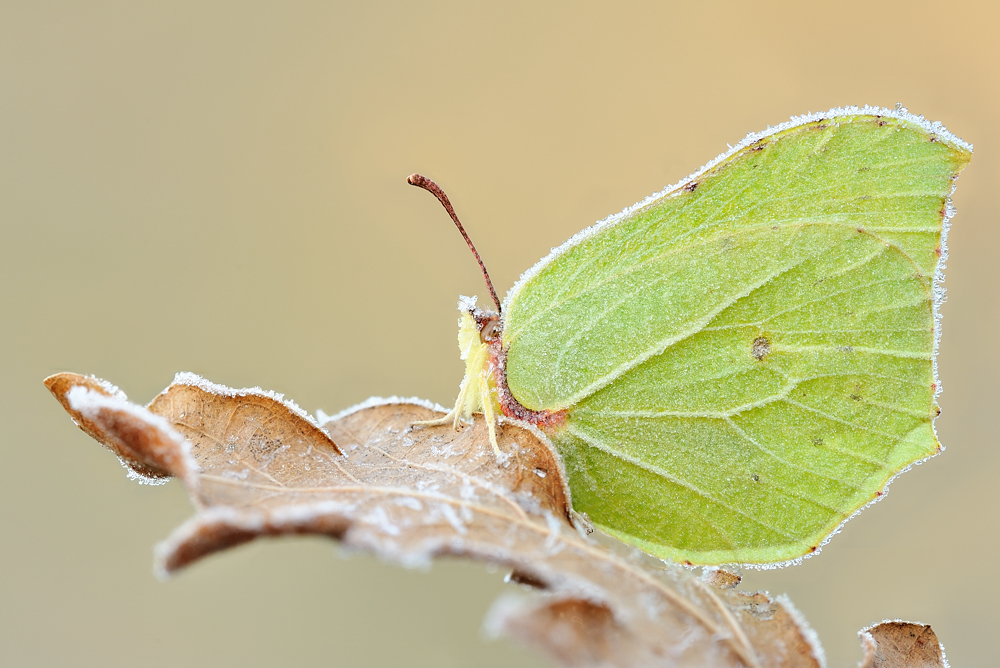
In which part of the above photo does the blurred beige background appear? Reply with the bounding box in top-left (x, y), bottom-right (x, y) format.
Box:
top-left (2, 2), bottom-right (997, 666)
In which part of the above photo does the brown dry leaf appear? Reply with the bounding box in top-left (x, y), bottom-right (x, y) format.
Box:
top-left (858, 621), bottom-right (947, 668)
top-left (45, 373), bottom-right (191, 484)
top-left (46, 371), bottom-right (829, 668)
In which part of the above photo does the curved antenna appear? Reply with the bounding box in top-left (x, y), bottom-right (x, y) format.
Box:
top-left (407, 174), bottom-right (502, 314)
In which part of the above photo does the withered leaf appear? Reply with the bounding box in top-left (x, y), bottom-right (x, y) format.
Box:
top-left (45, 373), bottom-right (196, 485)
top-left (859, 621), bottom-right (947, 668)
top-left (47, 371), bottom-right (834, 668)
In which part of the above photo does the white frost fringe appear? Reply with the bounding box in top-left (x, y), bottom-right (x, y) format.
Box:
top-left (501, 104), bottom-right (971, 570)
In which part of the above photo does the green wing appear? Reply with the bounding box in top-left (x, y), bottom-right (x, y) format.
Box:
top-left (501, 110), bottom-right (971, 565)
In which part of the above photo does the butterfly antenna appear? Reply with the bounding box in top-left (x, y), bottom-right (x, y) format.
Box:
top-left (407, 173), bottom-right (502, 314)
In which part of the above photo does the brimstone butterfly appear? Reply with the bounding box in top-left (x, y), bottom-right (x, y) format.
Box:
top-left (409, 106), bottom-right (971, 566)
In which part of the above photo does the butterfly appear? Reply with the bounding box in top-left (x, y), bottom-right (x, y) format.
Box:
top-left (409, 106), bottom-right (971, 566)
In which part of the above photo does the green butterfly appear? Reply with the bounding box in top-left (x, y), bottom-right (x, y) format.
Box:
top-left (410, 106), bottom-right (971, 566)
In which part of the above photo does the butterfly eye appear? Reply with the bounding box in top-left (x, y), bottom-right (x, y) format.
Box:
top-left (480, 320), bottom-right (500, 343)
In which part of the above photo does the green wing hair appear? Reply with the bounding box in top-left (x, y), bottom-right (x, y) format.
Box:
top-left (501, 108), bottom-right (971, 565)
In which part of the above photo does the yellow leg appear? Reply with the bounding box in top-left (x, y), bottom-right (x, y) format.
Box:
top-left (480, 380), bottom-right (502, 458)
top-left (413, 376), bottom-right (469, 430)
top-left (412, 408), bottom-right (458, 429)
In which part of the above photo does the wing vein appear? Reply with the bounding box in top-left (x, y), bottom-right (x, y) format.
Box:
top-left (567, 424), bottom-right (795, 541)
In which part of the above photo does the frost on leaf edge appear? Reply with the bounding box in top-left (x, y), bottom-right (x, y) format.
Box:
top-left (65, 384), bottom-right (199, 486)
top-left (858, 618), bottom-right (949, 668)
top-left (168, 371), bottom-right (324, 430)
top-left (317, 395), bottom-right (452, 425)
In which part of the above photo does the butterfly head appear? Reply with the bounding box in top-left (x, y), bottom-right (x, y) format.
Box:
top-left (458, 295), bottom-right (502, 348)
top-left (456, 295), bottom-right (567, 433)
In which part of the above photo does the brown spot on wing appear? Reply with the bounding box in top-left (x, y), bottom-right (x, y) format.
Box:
top-left (751, 336), bottom-right (772, 361)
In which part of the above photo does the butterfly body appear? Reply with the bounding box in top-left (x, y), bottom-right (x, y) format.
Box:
top-left (447, 107), bottom-right (971, 566)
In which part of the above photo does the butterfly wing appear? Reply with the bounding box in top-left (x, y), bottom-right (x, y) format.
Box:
top-left (501, 110), bottom-right (971, 564)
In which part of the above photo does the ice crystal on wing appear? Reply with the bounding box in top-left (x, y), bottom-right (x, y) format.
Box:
top-left (496, 104), bottom-right (967, 568)
top-left (743, 454), bottom-right (932, 571)
top-left (502, 105), bottom-right (971, 315)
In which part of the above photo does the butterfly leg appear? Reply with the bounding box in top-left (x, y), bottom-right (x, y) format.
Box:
top-left (412, 376), bottom-right (470, 430)
top-left (479, 378), bottom-right (502, 458)
top-left (412, 410), bottom-right (458, 429)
